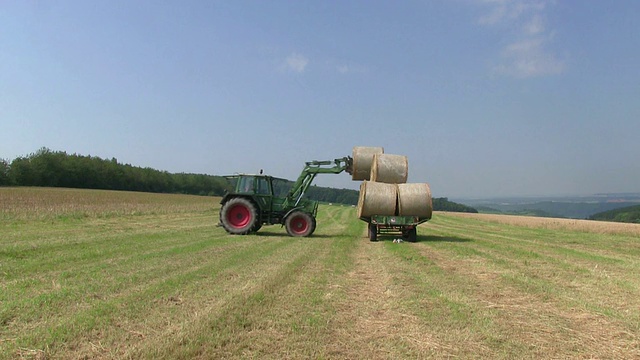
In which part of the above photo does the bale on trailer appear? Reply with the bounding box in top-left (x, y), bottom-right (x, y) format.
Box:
top-left (397, 183), bottom-right (433, 219)
top-left (357, 181), bottom-right (397, 218)
top-left (370, 153), bottom-right (409, 184)
top-left (352, 146), bottom-right (384, 181)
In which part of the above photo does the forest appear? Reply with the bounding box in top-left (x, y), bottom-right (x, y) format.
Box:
top-left (432, 197), bottom-right (478, 213)
top-left (589, 205), bottom-right (640, 223)
top-left (0, 148), bottom-right (230, 196)
top-left (0, 148), bottom-right (474, 211)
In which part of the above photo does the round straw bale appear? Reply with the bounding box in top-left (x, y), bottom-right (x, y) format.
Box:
top-left (352, 146), bottom-right (384, 181)
top-left (370, 153), bottom-right (408, 184)
top-left (357, 181), bottom-right (397, 218)
top-left (397, 183), bottom-right (432, 219)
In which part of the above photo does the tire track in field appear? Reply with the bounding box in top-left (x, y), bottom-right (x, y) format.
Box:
top-left (318, 205), bottom-right (356, 236)
top-left (413, 233), bottom-right (640, 359)
top-left (431, 214), bottom-right (640, 258)
top-left (326, 235), bottom-right (445, 359)
top-left (427, 218), bottom-right (640, 329)
top-left (35, 232), bottom-right (303, 359)
top-left (118, 206), bottom-right (358, 358)
top-left (130, 236), bottom-right (335, 359)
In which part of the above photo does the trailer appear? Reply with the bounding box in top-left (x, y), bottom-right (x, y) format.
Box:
top-left (362, 214), bottom-right (429, 242)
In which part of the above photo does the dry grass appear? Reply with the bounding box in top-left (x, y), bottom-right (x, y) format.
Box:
top-left (1, 189), bottom-right (639, 359)
top-left (326, 237), bottom-right (447, 358)
top-left (421, 212), bottom-right (640, 358)
top-left (442, 211), bottom-right (640, 235)
top-left (0, 187), bottom-right (215, 220)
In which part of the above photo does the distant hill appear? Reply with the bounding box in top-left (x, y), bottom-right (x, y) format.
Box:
top-left (474, 205), bottom-right (559, 217)
top-left (589, 205), bottom-right (640, 223)
top-left (457, 195), bottom-right (640, 219)
top-left (433, 198), bottom-right (478, 213)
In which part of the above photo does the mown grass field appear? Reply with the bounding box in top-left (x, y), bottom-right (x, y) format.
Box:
top-left (1, 187), bottom-right (639, 359)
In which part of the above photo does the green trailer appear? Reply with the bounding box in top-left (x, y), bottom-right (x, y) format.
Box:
top-left (362, 214), bottom-right (430, 242)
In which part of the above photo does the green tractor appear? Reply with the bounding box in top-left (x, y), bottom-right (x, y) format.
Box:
top-left (219, 157), bottom-right (353, 237)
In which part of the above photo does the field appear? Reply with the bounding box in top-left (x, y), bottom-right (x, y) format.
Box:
top-left (1, 187), bottom-right (639, 359)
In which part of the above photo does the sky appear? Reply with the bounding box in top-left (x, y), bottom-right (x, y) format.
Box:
top-left (1, 0), bottom-right (639, 198)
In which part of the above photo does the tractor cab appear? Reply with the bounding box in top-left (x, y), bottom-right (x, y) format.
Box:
top-left (224, 174), bottom-right (291, 197)
top-left (234, 175), bottom-right (271, 195)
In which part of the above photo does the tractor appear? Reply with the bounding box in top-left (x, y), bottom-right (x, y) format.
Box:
top-left (219, 157), bottom-right (352, 237)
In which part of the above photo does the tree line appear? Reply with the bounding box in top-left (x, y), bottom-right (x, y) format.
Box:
top-left (0, 148), bottom-right (478, 212)
top-left (589, 205), bottom-right (640, 223)
top-left (0, 148), bottom-right (359, 204)
top-left (432, 197), bottom-right (478, 213)
top-left (1, 148), bottom-right (231, 196)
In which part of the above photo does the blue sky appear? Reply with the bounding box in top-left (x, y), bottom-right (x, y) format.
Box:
top-left (1, 0), bottom-right (639, 198)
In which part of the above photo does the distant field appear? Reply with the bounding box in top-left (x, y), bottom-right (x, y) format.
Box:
top-left (448, 212), bottom-right (640, 236)
top-left (1, 187), bottom-right (639, 359)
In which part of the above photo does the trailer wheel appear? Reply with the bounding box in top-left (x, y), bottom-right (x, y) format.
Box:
top-left (368, 223), bottom-right (378, 242)
top-left (220, 198), bottom-right (257, 235)
top-left (406, 228), bottom-right (417, 242)
top-left (285, 212), bottom-right (313, 237)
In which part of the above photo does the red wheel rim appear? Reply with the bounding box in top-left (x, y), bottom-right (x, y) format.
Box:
top-left (290, 215), bottom-right (309, 235)
top-left (227, 204), bottom-right (251, 228)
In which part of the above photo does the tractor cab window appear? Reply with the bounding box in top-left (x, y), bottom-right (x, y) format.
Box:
top-left (272, 178), bottom-right (291, 197)
top-left (256, 177), bottom-right (270, 195)
top-left (238, 176), bottom-right (255, 193)
top-left (223, 177), bottom-right (238, 194)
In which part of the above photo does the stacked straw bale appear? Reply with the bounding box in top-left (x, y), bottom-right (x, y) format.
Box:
top-left (397, 183), bottom-right (432, 218)
top-left (357, 181), bottom-right (397, 218)
top-left (370, 153), bottom-right (408, 184)
top-left (353, 146), bottom-right (432, 220)
top-left (352, 146), bottom-right (384, 181)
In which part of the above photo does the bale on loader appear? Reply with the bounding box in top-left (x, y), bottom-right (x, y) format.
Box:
top-left (397, 183), bottom-right (433, 219)
top-left (370, 153), bottom-right (408, 184)
top-left (352, 146), bottom-right (384, 181)
top-left (357, 181), bottom-right (397, 218)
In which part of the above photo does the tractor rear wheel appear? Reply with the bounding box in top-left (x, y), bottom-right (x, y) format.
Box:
top-left (220, 198), bottom-right (257, 235)
top-left (285, 212), bottom-right (314, 237)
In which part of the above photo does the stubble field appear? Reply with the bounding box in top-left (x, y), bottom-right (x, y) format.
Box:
top-left (1, 187), bottom-right (639, 359)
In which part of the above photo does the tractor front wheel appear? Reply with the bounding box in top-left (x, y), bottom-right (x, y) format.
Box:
top-left (251, 222), bottom-right (262, 233)
top-left (285, 212), bottom-right (314, 237)
top-left (308, 216), bottom-right (317, 236)
top-left (220, 198), bottom-right (258, 235)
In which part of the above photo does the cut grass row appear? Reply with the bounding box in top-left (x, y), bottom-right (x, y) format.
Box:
top-left (1, 188), bottom-right (638, 358)
top-left (421, 214), bottom-right (640, 357)
top-left (1, 188), bottom-right (364, 358)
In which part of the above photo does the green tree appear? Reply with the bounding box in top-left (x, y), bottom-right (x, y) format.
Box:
top-left (432, 198), bottom-right (478, 213)
top-left (0, 159), bottom-right (10, 185)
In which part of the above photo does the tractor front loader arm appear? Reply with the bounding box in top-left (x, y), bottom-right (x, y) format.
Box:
top-left (284, 156), bottom-right (353, 207)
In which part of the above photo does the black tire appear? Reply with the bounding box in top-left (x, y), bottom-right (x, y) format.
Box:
top-left (285, 211), bottom-right (314, 237)
top-left (308, 216), bottom-right (317, 236)
top-left (407, 227), bottom-right (417, 242)
top-left (220, 198), bottom-right (258, 235)
top-left (251, 222), bottom-right (262, 233)
top-left (368, 223), bottom-right (377, 242)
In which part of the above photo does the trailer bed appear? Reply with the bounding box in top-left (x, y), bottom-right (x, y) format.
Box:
top-left (360, 215), bottom-right (430, 242)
